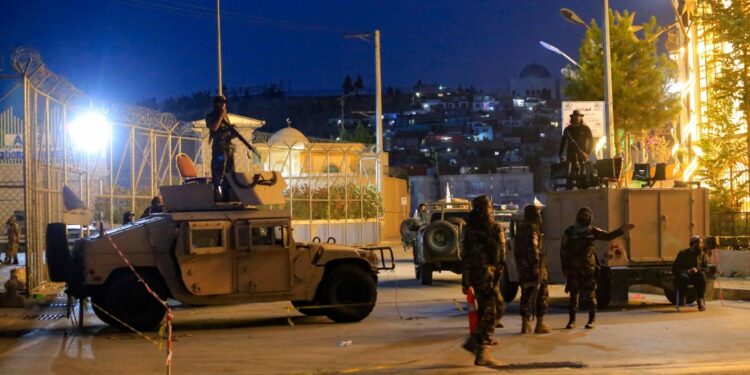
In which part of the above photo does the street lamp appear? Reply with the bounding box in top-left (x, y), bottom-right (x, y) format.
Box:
top-left (539, 41), bottom-right (579, 67)
top-left (68, 112), bottom-right (111, 153)
top-left (345, 30), bottom-right (383, 192)
top-left (561, 4), bottom-right (616, 159)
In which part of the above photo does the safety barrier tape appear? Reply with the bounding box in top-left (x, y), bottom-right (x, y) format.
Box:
top-left (712, 248), bottom-right (725, 307)
top-left (103, 234), bottom-right (173, 374)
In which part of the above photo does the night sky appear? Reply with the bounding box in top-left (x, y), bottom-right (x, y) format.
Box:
top-left (1, 0), bottom-right (674, 104)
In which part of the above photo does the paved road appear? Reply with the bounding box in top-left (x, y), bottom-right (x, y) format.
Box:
top-left (1, 248), bottom-right (750, 374)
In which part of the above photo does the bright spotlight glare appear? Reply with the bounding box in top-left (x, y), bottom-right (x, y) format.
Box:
top-left (69, 112), bottom-right (111, 153)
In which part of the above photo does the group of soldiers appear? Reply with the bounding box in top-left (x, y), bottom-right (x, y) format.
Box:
top-left (460, 195), bottom-right (634, 367)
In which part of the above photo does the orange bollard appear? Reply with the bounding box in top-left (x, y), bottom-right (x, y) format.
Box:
top-left (467, 286), bottom-right (478, 333)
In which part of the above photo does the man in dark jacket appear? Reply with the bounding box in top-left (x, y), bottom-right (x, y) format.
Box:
top-left (561, 207), bottom-right (634, 329)
top-left (206, 95), bottom-right (236, 201)
top-left (559, 110), bottom-right (593, 190)
top-left (673, 236), bottom-right (709, 311)
top-left (514, 204), bottom-right (550, 334)
top-left (461, 195), bottom-right (503, 367)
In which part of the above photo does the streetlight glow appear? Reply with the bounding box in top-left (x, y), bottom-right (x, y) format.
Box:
top-left (68, 112), bottom-right (111, 153)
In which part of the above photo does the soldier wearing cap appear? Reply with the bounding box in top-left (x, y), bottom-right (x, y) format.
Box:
top-left (673, 236), bottom-right (709, 311)
top-left (206, 95), bottom-right (236, 201)
top-left (559, 110), bottom-right (594, 190)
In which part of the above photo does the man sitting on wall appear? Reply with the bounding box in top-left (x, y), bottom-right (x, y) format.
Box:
top-left (673, 236), bottom-right (709, 311)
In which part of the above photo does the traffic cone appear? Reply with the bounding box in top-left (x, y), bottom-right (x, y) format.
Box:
top-left (467, 286), bottom-right (478, 333)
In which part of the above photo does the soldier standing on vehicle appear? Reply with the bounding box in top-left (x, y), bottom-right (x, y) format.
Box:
top-left (206, 95), bottom-right (236, 201)
top-left (673, 236), bottom-right (708, 311)
top-left (4, 216), bottom-right (20, 265)
top-left (559, 110), bottom-right (593, 190)
top-left (561, 207), bottom-right (634, 329)
top-left (461, 195), bottom-right (503, 367)
top-left (514, 204), bottom-right (550, 334)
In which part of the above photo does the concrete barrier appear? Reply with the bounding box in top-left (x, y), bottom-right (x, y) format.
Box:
top-left (717, 250), bottom-right (750, 277)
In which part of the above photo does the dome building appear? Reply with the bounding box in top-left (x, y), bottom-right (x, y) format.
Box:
top-left (509, 63), bottom-right (560, 102)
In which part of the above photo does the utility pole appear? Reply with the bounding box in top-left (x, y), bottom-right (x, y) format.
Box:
top-left (344, 31), bottom-right (384, 192)
top-left (603, 0), bottom-right (615, 158)
top-left (216, 0), bottom-right (223, 96)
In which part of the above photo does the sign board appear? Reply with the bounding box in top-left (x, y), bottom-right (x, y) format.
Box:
top-left (400, 197), bottom-right (407, 206)
top-left (4, 134), bottom-right (22, 149)
top-left (561, 101), bottom-right (605, 138)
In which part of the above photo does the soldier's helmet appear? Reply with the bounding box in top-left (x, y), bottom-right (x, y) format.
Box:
top-left (213, 95), bottom-right (228, 105)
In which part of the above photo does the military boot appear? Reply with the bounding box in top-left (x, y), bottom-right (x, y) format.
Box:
top-left (534, 316), bottom-right (550, 334)
top-left (521, 314), bottom-right (532, 334)
top-left (565, 311), bottom-right (576, 329)
top-left (474, 345), bottom-right (502, 367)
top-left (585, 310), bottom-right (596, 329)
top-left (462, 335), bottom-right (478, 354)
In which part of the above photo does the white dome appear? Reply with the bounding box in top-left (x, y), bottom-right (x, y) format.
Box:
top-left (267, 127), bottom-right (309, 147)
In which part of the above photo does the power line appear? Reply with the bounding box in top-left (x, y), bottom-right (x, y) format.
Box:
top-left (114, 0), bottom-right (351, 34)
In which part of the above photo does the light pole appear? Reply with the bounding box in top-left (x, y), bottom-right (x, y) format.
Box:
top-left (345, 30), bottom-right (383, 192)
top-left (561, 4), bottom-right (616, 158)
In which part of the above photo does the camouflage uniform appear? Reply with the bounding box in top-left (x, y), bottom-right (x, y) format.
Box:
top-left (492, 232), bottom-right (506, 327)
top-left (514, 222), bottom-right (548, 319)
top-left (561, 223), bottom-right (623, 326)
top-left (462, 221), bottom-right (503, 346)
top-left (4, 217), bottom-right (20, 265)
top-left (206, 107), bottom-right (236, 198)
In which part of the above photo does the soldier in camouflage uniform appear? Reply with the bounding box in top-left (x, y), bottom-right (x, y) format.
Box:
top-left (561, 207), bottom-right (634, 329)
top-left (514, 204), bottom-right (550, 334)
top-left (493, 231), bottom-right (506, 329)
top-left (461, 195), bottom-right (503, 367)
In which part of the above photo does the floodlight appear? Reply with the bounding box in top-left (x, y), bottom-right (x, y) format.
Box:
top-left (68, 112), bottom-right (111, 153)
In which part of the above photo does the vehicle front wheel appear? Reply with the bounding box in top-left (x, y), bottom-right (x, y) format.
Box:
top-left (321, 264), bottom-right (377, 323)
top-left (420, 263), bottom-right (434, 285)
top-left (104, 271), bottom-right (169, 331)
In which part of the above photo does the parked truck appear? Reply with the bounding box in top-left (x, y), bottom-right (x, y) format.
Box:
top-left (501, 187), bottom-right (716, 307)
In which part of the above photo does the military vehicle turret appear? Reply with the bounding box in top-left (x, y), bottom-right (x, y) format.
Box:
top-left (46, 171), bottom-right (394, 331)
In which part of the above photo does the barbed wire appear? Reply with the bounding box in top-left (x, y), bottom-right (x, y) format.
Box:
top-left (9, 46), bottom-right (188, 134)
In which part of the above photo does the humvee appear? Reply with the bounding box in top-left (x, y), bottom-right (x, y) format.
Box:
top-left (46, 171), bottom-right (394, 331)
top-left (501, 188), bottom-right (716, 307)
top-left (403, 200), bottom-right (471, 285)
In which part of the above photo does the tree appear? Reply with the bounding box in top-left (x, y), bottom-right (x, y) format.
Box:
top-left (563, 10), bottom-right (680, 155)
top-left (342, 75), bottom-right (353, 95)
top-left (353, 75), bottom-right (364, 95)
top-left (696, 0), bottom-right (750, 212)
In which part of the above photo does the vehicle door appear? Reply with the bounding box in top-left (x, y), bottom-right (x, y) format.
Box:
top-left (234, 219), bottom-right (292, 294)
top-left (175, 220), bottom-right (234, 295)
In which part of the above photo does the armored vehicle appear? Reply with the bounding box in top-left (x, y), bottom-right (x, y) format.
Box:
top-left (501, 187), bottom-right (716, 307)
top-left (402, 200), bottom-right (471, 285)
top-left (46, 171), bottom-right (394, 331)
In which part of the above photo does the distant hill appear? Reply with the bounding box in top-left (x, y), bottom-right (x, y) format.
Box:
top-left (139, 89), bottom-right (412, 139)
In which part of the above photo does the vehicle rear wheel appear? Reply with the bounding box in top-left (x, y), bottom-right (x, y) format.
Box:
top-left (104, 271), bottom-right (168, 331)
top-left (321, 264), bottom-right (377, 323)
top-left (420, 263), bottom-right (434, 285)
top-left (45, 223), bottom-right (71, 283)
top-left (500, 270), bottom-right (519, 302)
top-left (596, 268), bottom-right (611, 309)
top-left (291, 300), bottom-right (326, 316)
top-left (664, 287), bottom-right (697, 305)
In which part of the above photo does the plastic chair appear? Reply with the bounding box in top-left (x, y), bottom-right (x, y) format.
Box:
top-left (176, 153), bottom-right (209, 184)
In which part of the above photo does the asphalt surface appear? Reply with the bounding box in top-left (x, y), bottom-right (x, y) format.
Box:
top-left (1, 245), bottom-right (750, 374)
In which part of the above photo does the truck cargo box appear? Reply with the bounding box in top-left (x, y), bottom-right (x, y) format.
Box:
top-left (542, 188), bottom-right (709, 284)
